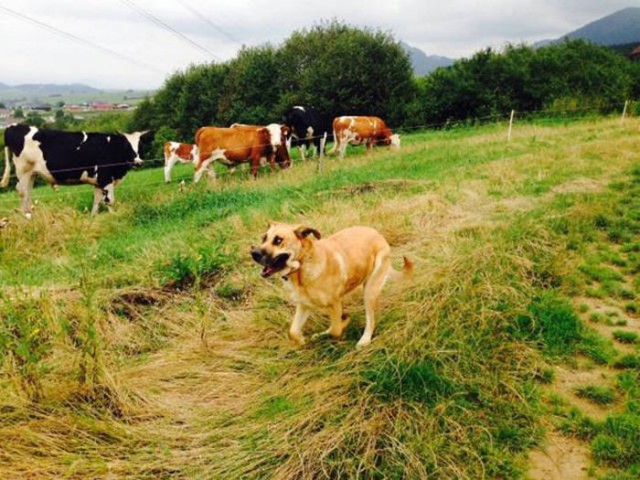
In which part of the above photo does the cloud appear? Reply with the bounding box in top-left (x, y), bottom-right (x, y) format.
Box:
top-left (0, 0), bottom-right (634, 89)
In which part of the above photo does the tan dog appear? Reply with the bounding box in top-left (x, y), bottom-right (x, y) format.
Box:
top-left (251, 222), bottom-right (413, 348)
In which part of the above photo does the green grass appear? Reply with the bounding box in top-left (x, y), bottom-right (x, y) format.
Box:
top-left (575, 385), bottom-right (617, 405)
top-left (612, 330), bottom-right (639, 345)
top-left (1, 116), bottom-right (639, 478)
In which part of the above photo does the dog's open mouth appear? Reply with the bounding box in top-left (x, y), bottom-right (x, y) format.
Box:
top-left (261, 253), bottom-right (290, 278)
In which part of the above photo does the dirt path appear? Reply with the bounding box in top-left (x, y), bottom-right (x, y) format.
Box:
top-left (527, 274), bottom-right (639, 478)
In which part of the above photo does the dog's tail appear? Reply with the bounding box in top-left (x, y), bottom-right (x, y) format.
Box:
top-left (390, 256), bottom-right (414, 282)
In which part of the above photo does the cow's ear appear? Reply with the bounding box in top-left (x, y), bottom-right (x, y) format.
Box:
top-left (295, 226), bottom-right (321, 240)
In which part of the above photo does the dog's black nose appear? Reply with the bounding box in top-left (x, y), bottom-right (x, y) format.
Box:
top-left (250, 247), bottom-right (263, 263)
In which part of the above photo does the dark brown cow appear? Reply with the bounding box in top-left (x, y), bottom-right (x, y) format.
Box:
top-left (330, 116), bottom-right (400, 159)
top-left (194, 125), bottom-right (290, 182)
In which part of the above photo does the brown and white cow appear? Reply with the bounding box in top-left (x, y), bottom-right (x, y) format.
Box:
top-left (330, 116), bottom-right (400, 159)
top-left (230, 123), bottom-right (291, 165)
top-left (163, 141), bottom-right (198, 183)
top-left (194, 125), bottom-right (291, 182)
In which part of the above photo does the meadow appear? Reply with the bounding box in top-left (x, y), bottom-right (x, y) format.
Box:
top-left (0, 116), bottom-right (639, 479)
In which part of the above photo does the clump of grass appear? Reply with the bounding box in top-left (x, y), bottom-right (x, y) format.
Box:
top-left (155, 244), bottom-right (232, 290)
top-left (592, 415), bottom-right (640, 469)
top-left (612, 330), bottom-right (639, 344)
top-left (361, 355), bottom-right (457, 406)
top-left (578, 329), bottom-right (618, 365)
top-left (510, 292), bottom-right (582, 357)
top-left (0, 293), bottom-right (54, 402)
top-left (614, 354), bottom-right (640, 370)
top-left (575, 385), bottom-right (617, 405)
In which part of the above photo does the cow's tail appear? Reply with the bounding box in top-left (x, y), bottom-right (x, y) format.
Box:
top-left (1, 146), bottom-right (11, 188)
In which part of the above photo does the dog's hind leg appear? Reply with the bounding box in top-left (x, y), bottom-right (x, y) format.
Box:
top-left (357, 252), bottom-right (392, 348)
top-left (290, 305), bottom-right (311, 345)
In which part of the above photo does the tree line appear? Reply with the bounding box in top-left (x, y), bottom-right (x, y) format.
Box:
top-left (129, 21), bottom-right (639, 155)
top-left (5, 21), bottom-right (638, 158)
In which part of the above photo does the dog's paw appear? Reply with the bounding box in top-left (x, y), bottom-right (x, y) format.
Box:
top-left (311, 331), bottom-right (331, 341)
top-left (289, 332), bottom-right (306, 346)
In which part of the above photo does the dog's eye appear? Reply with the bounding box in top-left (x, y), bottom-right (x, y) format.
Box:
top-left (273, 236), bottom-right (283, 246)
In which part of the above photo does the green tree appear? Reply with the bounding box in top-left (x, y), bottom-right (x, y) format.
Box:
top-left (217, 45), bottom-right (281, 125)
top-left (25, 112), bottom-right (45, 128)
top-left (277, 21), bottom-right (415, 125)
top-left (412, 39), bottom-right (637, 126)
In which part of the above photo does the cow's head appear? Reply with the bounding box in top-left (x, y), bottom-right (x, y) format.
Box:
top-left (122, 130), bottom-right (149, 166)
top-left (265, 124), bottom-right (291, 170)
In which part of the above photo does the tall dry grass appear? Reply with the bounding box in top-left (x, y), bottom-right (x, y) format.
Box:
top-left (0, 116), bottom-right (638, 478)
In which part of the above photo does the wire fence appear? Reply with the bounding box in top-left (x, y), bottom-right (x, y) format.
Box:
top-left (0, 101), bottom-right (636, 210)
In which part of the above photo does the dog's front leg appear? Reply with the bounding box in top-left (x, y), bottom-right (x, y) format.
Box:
top-left (290, 305), bottom-right (310, 346)
top-left (313, 303), bottom-right (350, 341)
top-left (327, 303), bottom-right (350, 339)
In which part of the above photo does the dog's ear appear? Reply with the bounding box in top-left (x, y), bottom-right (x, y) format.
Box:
top-left (295, 226), bottom-right (321, 240)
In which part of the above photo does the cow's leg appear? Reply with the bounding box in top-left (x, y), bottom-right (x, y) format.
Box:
top-left (299, 144), bottom-right (307, 162)
top-left (249, 159), bottom-right (260, 179)
top-left (16, 172), bottom-right (35, 219)
top-left (194, 157), bottom-right (214, 183)
top-left (267, 152), bottom-right (277, 172)
top-left (164, 154), bottom-right (177, 183)
top-left (366, 139), bottom-right (374, 153)
top-left (91, 187), bottom-right (106, 215)
top-left (339, 137), bottom-right (348, 159)
top-left (103, 183), bottom-right (116, 213)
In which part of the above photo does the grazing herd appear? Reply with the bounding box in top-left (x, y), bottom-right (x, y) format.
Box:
top-left (1, 106), bottom-right (400, 217)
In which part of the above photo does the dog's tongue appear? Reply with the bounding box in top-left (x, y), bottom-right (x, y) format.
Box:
top-left (261, 266), bottom-right (276, 278)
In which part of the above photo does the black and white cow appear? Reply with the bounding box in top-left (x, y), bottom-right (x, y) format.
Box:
top-left (282, 106), bottom-right (331, 161)
top-left (1, 124), bottom-right (147, 217)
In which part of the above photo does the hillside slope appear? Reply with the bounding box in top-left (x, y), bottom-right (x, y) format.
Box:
top-left (0, 116), bottom-right (639, 478)
top-left (535, 7), bottom-right (640, 47)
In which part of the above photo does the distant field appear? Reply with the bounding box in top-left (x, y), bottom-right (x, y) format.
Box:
top-left (0, 116), bottom-right (638, 479)
top-left (0, 88), bottom-right (153, 107)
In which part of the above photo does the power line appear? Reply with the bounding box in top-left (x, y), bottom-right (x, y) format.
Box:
top-left (173, 0), bottom-right (242, 46)
top-left (118, 0), bottom-right (221, 61)
top-left (0, 4), bottom-right (162, 74)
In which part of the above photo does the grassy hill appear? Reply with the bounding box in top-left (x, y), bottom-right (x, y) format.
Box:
top-left (0, 116), bottom-right (639, 478)
top-left (0, 83), bottom-right (153, 108)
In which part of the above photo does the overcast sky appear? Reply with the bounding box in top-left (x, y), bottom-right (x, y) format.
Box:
top-left (0, 0), bottom-right (636, 90)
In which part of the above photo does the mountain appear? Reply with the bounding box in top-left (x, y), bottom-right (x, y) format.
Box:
top-left (401, 42), bottom-right (455, 76)
top-left (0, 83), bottom-right (101, 96)
top-left (535, 7), bottom-right (640, 47)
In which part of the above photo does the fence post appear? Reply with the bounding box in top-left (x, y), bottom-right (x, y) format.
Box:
top-left (507, 109), bottom-right (515, 142)
top-left (621, 100), bottom-right (629, 124)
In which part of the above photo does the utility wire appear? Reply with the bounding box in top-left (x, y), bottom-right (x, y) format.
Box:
top-left (118, 0), bottom-right (220, 61)
top-left (0, 4), bottom-right (162, 74)
top-left (173, 0), bottom-right (242, 45)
